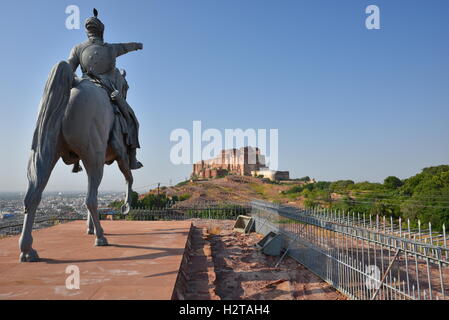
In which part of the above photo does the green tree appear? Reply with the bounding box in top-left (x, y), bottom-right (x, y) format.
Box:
top-left (139, 193), bottom-right (171, 208)
top-left (130, 191), bottom-right (139, 207)
top-left (330, 180), bottom-right (355, 192)
top-left (384, 176), bottom-right (403, 189)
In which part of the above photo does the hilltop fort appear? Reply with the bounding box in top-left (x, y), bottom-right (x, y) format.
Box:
top-left (192, 146), bottom-right (289, 181)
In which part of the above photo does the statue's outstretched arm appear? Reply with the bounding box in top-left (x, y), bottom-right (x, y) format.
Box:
top-left (113, 42), bottom-right (143, 58)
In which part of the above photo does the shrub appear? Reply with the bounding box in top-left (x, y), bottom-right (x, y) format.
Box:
top-left (384, 176), bottom-right (403, 189)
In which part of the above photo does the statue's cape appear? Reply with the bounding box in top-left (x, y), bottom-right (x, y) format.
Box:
top-left (31, 61), bottom-right (73, 153)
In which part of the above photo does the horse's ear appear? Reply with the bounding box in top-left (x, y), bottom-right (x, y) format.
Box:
top-left (93, 8), bottom-right (98, 18)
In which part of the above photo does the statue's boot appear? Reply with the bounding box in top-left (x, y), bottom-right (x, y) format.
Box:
top-left (129, 148), bottom-right (143, 170)
top-left (72, 161), bottom-right (83, 173)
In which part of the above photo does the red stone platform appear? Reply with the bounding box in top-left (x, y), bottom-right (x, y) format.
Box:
top-left (0, 220), bottom-right (191, 300)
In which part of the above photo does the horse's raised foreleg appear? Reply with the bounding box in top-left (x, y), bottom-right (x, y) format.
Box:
top-left (20, 153), bottom-right (59, 262)
top-left (83, 158), bottom-right (107, 246)
top-left (117, 158), bottom-right (133, 214)
top-left (86, 212), bottom-right (94, 235)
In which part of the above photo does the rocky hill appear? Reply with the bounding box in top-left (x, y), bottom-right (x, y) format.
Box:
top-left (140, 175), bottom-right (307, 208)
top-left (139, 165), bottom-right (449, 230)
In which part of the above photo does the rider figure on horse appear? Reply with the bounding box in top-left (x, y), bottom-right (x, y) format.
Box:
top-left (67, 9), bottom-right (143, 170)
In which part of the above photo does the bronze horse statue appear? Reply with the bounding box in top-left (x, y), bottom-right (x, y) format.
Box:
top-left (19, 10), bottom-right (143, 262)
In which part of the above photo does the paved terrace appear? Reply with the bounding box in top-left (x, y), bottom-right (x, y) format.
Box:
top-left (0, 220), bottom-right (191, 299)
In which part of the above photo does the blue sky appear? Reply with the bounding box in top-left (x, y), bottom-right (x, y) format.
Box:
top-left (0, 0), bottom-right (448, 192)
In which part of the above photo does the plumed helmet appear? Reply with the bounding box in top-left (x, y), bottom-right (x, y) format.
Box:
top-left (85, 8), bottom-right (104, 39)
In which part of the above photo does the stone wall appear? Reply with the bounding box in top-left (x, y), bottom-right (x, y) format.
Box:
top-left (251, 169), bottom-right (290, 181)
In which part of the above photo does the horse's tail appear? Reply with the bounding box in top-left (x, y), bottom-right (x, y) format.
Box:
top-left (27, 61), bottom-right (73, 191)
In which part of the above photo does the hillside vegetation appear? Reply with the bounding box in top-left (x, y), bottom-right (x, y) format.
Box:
top-left (118, 165), bottom-right (449, 230)
top-left (281, 165), bottom-right (449, 230)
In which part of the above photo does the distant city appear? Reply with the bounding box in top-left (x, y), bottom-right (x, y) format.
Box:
top-left (0, 191), bottom-right (124, 221)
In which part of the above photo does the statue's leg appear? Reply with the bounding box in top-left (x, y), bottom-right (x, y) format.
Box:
top-left (117, 158), bottom-right (134, 214)
top-left (83, 159), bottom-right (107, 246)
top-left (111, 94), bottom-right (142, 170)
top-left (20, 153), bottom-right (59, 262)
top-left (127, 110), bottom-right (143, 170)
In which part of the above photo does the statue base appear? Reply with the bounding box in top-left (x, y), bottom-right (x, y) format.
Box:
top-left (0, 220), bottom-right (191, 299)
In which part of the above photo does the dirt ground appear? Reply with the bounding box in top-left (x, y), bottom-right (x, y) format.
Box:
top-left (183, 220), bottom-right (346, 300)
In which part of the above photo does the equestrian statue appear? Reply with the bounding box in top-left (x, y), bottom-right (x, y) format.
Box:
top-left (19, 9), bottom-right (143, 262)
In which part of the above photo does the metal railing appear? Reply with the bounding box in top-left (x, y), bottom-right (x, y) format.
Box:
top-left (103, 205), bottom-right (250, 221)
top-left (0, 213), bottom-right (86, 237)
top-left (250, 200), bottom-right (449, 300)
top-left (0, 204), bottom-right (250, 236)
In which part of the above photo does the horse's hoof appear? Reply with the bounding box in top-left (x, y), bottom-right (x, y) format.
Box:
top-left (87, 229), bottom-right (94, 235)
top-left (95, 236), bottom-right (108, 246)
top-left (19, 249), bottom-right (40, 262)
top-left (121, 203), bottom-right (130, 215)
